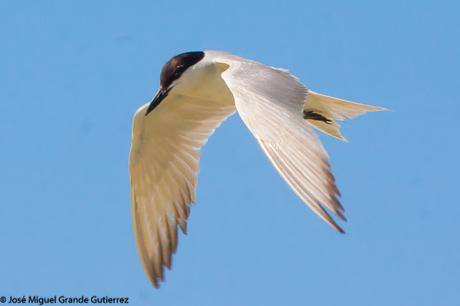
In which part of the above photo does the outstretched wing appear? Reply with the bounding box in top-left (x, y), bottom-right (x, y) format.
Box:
top-left (129, 94), bottom-right (235, 287)
top-left (212, 52), bottom-right (346, 232)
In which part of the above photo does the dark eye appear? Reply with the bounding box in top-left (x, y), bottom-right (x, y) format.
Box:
top-left (174, 66), bottom-right (185, 77)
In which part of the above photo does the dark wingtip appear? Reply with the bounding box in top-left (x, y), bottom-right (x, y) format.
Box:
top-left (336, 209), bottom-right (347, 222)
top-left (337, 226), bottom-right (346, 234)
top-left (151, 277), bottom-right (160, 289)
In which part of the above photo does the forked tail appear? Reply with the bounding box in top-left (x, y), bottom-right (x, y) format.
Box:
top-left (303, 90), bottom-right (387, 141)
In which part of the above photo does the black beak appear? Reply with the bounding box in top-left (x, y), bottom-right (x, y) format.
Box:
top-left (145, 88), bottom-right (170, 116)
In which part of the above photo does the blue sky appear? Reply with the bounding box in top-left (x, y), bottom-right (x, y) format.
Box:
top-left (1, 1), bottom-right (459, 305)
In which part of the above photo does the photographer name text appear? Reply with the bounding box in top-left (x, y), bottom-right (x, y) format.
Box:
top-left (0, 295), bottom-right (129, 305)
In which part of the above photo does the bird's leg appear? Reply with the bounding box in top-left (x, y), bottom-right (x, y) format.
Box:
top-left (303, 111), bottom-right (332, 124)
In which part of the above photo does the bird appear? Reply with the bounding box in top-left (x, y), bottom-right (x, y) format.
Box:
top-left (129, 50), bottom-right (385, 287)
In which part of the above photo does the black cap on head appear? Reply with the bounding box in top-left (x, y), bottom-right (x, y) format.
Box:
top-left (160, 51), bottom-right (205, 90)
top-left (146, 51), bottom-right (205, 115)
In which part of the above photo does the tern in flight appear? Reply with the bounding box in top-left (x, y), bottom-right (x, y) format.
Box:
top-left (129, 51), bottom-right (385, 287)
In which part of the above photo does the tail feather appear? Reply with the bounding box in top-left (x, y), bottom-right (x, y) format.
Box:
top-left (304, 90), bottom-right (386, 141)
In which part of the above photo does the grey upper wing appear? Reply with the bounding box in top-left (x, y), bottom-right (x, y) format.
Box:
top-left (215, 55), bottom-right (346, 232)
